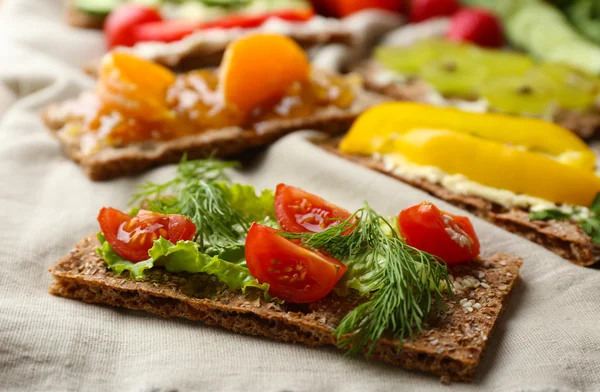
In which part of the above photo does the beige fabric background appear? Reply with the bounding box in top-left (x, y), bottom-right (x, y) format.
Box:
top-left (1, 1), bottom-right (600, 391)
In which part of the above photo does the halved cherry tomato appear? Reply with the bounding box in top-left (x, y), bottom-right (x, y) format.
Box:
top-left (104, 4), bottom-right (163, 48)
top-left (131, 9), bottom-right (315, 45)
top-left (97, 207), bottom-right (196, 262)
top-left (274, 184), bottom-right (353, 233)
top-left (398, 202), bottom-right (480, 264)
top-left (245, 223), bottom-right (347, 302)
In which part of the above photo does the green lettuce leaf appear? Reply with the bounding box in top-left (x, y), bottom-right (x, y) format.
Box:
top-left (96, 235), bottom-right (268, 293)
top-left (148, 238), bottom-right (268, 292)
top-left (217, 182), bottom-right (278, 226)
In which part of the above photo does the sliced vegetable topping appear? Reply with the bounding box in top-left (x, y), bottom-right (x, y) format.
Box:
top-left (219, 34), bottom-right (310, 113)
top-left (131, 9), bottom-right (315, 44)
top-left (274, 183), bottom-right (352, 233)
top-left (97, 207), bottom-right (196, 262)
top-left (98, 52), bottom-right (176, 122)
top-left (341, 102), bottom-right (595, 169)
top-left (245, 223), bottom-right (347, 303)
top-left (398, 202), bottom-right (480, 263)
top-left (104, 4), bottom-right (163, 48)
top-left (340, 102), bottom-right (600, 206)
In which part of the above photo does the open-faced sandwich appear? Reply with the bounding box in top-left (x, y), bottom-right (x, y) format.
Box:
top-left (358, 0), bottom-right (600, 139)
top-left (322, 102), bottom-right (600, 266)
top-left (42, 34), bottom-right (385, 180)
top-left (74, 1), bottom-right (403, 72)
top-left (49, 158), bottom-right (522, 383)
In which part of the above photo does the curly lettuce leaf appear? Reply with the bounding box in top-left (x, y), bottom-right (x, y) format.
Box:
top-left (148, 238), bottom-right (268, 292)
top-left (217, 182), bottom-right (278, 227)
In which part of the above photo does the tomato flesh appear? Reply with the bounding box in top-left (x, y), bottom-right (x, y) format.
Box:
top-left (104, 4), bottom-right (163, 48)
top-left (398, 202), bottom-right (480, 264)
top-left (98, 207), bottom-right (196, 262)
top-left (245, 223), bottom-right (347, 303)
top-left (275, 184), bottom-right (352, 233)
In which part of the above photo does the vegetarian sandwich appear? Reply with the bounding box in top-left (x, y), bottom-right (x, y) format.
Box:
top-left (49, 158), bottom-right (522, 382)
top-left (323, 102), bottom-right (600, 266)
top-left (43, 34), bottom-right (384, 180)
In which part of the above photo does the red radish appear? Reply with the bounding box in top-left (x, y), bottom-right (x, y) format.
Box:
top-left (104, 4), bottom-right (162, 48)
top-left (447, 7), bottom-right (504, 47)
top-left (409, 0), bottom-right (460, 22)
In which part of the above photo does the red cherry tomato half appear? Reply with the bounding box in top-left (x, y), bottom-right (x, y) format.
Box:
top-left (104, 4), bottom-right (163, 48)
top-left (97, 207), bottom-right (196, 262)
top-left (398, 202), bottom-right (480, 264)
top-left (274, 184), bottom-right (353, 233)
top-left (409, 0), bottom-right (460, 23)
top-left (245, 223), bottom-right (347, 303)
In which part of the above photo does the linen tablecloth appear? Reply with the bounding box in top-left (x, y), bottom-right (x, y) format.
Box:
top-left (1, 1), bottom-right (600, 391)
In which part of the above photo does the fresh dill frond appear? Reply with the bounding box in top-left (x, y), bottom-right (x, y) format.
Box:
top-left (281, 203), bottom-right (453, 356)
top-left (130, 158), bottom-right (248, 251)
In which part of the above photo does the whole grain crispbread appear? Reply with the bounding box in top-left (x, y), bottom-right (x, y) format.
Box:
top-left (49, 235), bottom-right (522, 382)
top-left (42, 78), bottom-right (387, 181)
top-left (357, 60), bottom-right (600, 139)
top-left (319, 138), bottom-right (600, 267)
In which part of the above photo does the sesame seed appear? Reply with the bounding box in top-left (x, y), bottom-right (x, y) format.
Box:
top-left (431, 339), bottom-right (439, 345)
top-left (506, 272), bottom-right (512, 277)
top-left (460, 298), bottom-right (468, 305)
top-left (467, 307), bottom-right (474, 312)
top-left (499, 284), bottom-right (508, 290)
top-left (480, 282), bottom-right (490, 289)
top-left (500, 261), bottom-right (507, 266)
top-left (462, 300), bottom-right (473, 308)
top-left (478, 272), bottom-right (486, 279)
top-left (473, 303), bottom-right (482, 309)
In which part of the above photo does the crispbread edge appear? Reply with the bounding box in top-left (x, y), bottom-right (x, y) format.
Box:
top-left (49, 235), bottom-right (522, 382)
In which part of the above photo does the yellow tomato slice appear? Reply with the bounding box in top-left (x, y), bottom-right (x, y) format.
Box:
top-left (98, 52), bottom-right (176, 121)
top-left (340, 102), bottom-right (595, 170)
top-left (220, 34), bottom-right (310, 114)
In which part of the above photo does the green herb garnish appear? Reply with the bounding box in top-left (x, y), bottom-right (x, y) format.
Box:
top-left (130, 158), bottom-right (273, 251)
top-left (529, 192), bottom-right (600, 244)
top-left (281, 203), bottom-right (453, 356)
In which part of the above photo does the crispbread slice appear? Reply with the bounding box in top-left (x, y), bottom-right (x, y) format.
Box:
top-left (49, 235), bottom-right (522, 382)
top-left (357, 60), bottom-right (600, 139)
top-left (319, 138), bottom-right (600, 266)
top-left (42, 75), bottom-right (387, 181)
top-left (66, 1), bottom-right (106, 29)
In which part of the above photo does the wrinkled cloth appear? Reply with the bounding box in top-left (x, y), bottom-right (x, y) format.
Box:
top-left (1, 1), bottom-right (600, 391)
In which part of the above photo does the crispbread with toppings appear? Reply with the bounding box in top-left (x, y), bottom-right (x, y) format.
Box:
top-left (49, 235), bottom-right (522, 382)
top-left (319, 137), bottom-right (600, 266)
top-left (42, 73), bottom-right (387, 181)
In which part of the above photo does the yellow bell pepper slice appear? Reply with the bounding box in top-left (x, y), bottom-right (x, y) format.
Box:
top-left (340, 102), bottom-right (595, 170)
top-left (380, 128), bottom-right (600, 206)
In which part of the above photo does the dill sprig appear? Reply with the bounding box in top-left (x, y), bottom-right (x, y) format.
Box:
top-left (281, 203), bottom-right (453, 356)
top-left (130, 158), bottom-right (248, 250)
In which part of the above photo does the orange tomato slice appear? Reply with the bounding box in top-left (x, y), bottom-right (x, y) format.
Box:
top-left (219, 34), bottom-right (310, 113)
top-left (98, 52), bottom-right (176, 121)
